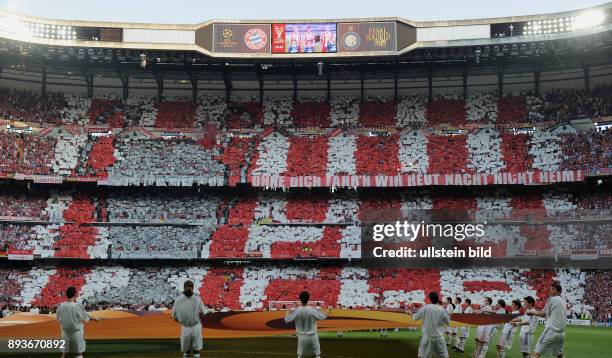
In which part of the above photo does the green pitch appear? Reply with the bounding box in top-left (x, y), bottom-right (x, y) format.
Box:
top-left (3, 326), bottom-right (611, 357)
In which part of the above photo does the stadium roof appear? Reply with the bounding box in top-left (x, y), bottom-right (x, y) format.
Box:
top-left (0, 3), bottom-right (610, 58)
top-left (0, 3), bottom-right (611, 98)
top-left (1, 0), bottom-right (607, 23)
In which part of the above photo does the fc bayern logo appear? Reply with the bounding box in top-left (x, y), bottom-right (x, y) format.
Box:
top-left (343, 32), bottom-right (361, 50)
top-left (244, 28), bottom-right (267, 50)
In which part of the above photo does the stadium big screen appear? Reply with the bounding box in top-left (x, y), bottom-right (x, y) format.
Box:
top-left (272, 23), bottom-right (337, 53)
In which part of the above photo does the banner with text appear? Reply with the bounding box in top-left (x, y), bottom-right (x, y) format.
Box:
top-left (247, 170), bottom-right (585, 188)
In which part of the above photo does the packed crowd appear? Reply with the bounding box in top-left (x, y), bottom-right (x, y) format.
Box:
top-left (0, 189), bottom-right (609, 259)
top-left (2, 86), bottom-right (612, 129)
top-left (0, 193), bottom-right (48, 219)
top-left (0, 265), bottom-right (609, 323)
top-left (0, 88), bottom-right (65, 124)
top-left (0, 127), bottom-right (608, 181)
top-left (584, 270), bottom-right (612, 322)
top-left (105, 137), bottom-right (226, 186)
top-left (1, 92), bottom-right (611, 181)
top-left (0, 132), bottom-right (57, 175)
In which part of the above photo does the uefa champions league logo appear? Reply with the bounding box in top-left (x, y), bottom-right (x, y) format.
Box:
top-left (222, 28), bottom-right (233, 42)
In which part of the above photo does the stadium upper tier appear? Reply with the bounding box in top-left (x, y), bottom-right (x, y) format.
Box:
top-left (0, 189), bottom-right (610, 260)
top-left (1, 4), bottom-right (612, 102)
top-left (1, 266), bottom-right (609, 322)
top-left (1, 87), bottom-right (611, 187)
top-left (2, 86), bottom-right (612, 128)
top-left (0, 3), bottom-right (611, 59)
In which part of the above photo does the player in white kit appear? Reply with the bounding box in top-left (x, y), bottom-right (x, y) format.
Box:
top-left (284, 291), bottom-right (328, 358)
top-left (408, 292), bottom-right (450, 358)
top-left (450, 297), bottom-right (463, 351)
top-left (456, 298), bottom-right (473, 353)
top-left (473, 296), bottom-right (494, 358)
top-left (477, 299), bottom-right (508, 358)
top-left (172, 280), bottom-right (208, 358)
top-left (444, 297), bottom-right (455, 345)
top-left (512, 296), bottom-right (539, 357)
top-left (529, 283), bottom-right (567, 358)
top-left (497, 299), bottom-right (521, 358)
top-left (56, 286), bottom-right (102, 358)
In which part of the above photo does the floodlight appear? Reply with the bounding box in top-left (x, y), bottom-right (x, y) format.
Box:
top-left (574, 10), bottom-right (605, 30)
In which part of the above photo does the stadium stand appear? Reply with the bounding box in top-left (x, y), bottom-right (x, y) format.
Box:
top-left (0, 88), bottom-right (64, 124)
top-left (466, 93), bottom-right (497, 123)
top-left (106, 137), bottom-right (225, 185)
top-left (292, 98), bottom-right (331, 128)
top-left (0, 189), bottom-right (609, 259)
top-left (0, 132), bottom-right (57, 175)
top-left (426, 95), bottom-right (466, 126)
top-left (0, 87), bottom-right (610, 182)
top-left (35, 125), bottom-right (597, 182)
top-left (154, 100), bottom-right (197, 128)
top-left (1, 86), bottom-right (612, 129)
top-left (395, 96), bottom-right (427, 126)
top-left (1, 266), bottom-right (610, 320)
top-left (360, 99), bottom-right (396, 127)
top-left (88, 98), bottom-right (125, 127)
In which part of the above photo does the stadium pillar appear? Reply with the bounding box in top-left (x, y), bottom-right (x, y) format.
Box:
top-left (191, 77), bottom-right (198, 103)
top-left (257, 66), bottom-right (264, 105)
top-left (83, 70), bottom-right (94, 99)
top-left (584, 64), bottom-right (590, 92)
top-left (394, 60), bottom-right (399, 101)
top-left (534, 66), bottom-right (541, 97)
top-left (223, 69), bottom-right (232, 103)
top-left (155, 74), bottom-right (164, 103)
top-left (120, 75), bottom-right (129, 101)
top-left (428, 68), bottom-right (433, 102)
top-left (292, 72), bottom-right (298, 102)
top-left (497, 65), bottom-right (504, 96)
top-left (360, 65), bottom-right (365, 102)
top-left (41, 67), bottom-right (47, 101)
top-left (259, 77), bottom-right (264, 105)
top-left (462, 67), bottom-right (468, 99)
top-left (326, 70), bottom-right (331, 102)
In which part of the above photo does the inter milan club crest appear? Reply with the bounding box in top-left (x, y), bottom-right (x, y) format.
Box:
top-left (343, 31), bottom-right (361, 50)
top-left (244, 28), bottom-right (268, 50)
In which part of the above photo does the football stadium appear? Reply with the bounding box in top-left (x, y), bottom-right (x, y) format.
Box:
top-left (0, 0), bottom-right (611, 357)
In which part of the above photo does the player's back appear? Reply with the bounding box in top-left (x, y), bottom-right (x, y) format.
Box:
top-left (56, 302), bottom-right (89, 334)
top-left (172, 294), bottom-right (206, 327)
top-left (285, 306), bottom-right (326, 336)
top-left (414, 304), bottom-right (450, 337)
